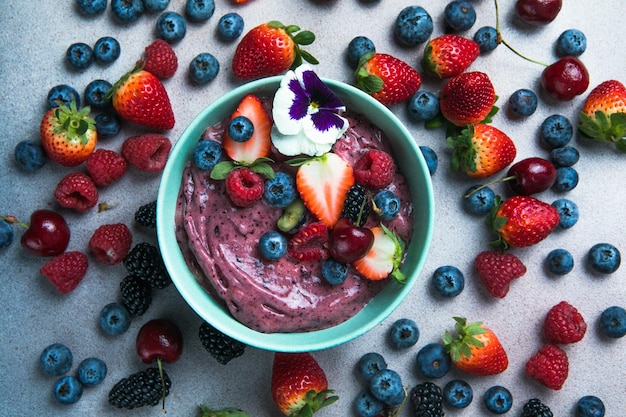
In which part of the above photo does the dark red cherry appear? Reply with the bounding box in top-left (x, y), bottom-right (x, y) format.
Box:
top-left (136, 319), bottom-right (183, 365)
top-left (541, 56), bottom-right (589, 101)
top-left (329, 218), bottom-right (374, 264)
top-left (21, 209), bottom-right (70, 257)
top-left (506, 157), bottom-right (557, 195)
top-left (515, 0), bottom-right (562, 25)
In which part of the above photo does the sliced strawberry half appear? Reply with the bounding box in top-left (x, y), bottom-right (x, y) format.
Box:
top-left (295, 152), bottom-right (355, 228)
top-left (222, 94), bottom-right (272, 165)
top-left (353, 225), bottom-right (406, 284)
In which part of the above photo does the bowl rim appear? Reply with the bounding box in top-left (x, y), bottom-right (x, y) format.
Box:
top-left (156, 75), bottom-right (434, 352)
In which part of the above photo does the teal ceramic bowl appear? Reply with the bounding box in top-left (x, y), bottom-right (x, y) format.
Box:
top-left (157, 76), bottom-right (434, 352)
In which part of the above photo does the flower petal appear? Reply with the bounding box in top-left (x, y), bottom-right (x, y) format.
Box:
top-left (271, 125), bottom-right (332, 156)
top-left (299, 67), bottom-right (346, 112)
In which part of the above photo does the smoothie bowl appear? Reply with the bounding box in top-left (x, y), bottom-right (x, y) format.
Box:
top-left (157, 66), bottom-right (434, 352)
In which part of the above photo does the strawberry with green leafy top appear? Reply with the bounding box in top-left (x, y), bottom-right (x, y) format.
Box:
top-left (422, 34), bottom-right (480, 79)
top-left (578, 79), bottom-right (626, 152)
top-left (355, 52), bottom-right (422, 105)
top-left (353, 224), bottom-right (406, 284)
top-left (440, 71), bottom-right (497, 126)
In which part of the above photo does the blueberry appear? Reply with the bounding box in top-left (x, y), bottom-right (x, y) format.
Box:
top-left (576, 395), bottom-right (605, 417)
top-left (143, 0), bottom-right (170, 13)
top-left (508, 88), bottom-right (538, 117)
top-left (347, 36), bottom-right (376, 68)
top-left (463, 184), bottom-right (495, 215)
top-left (14, 140), bottom-right (47, 172)
top-left (111, 0), bottom-right (144, 22)
top-left (0, 220), bottom-right (14, 249)
top-left (553, 166), bottom-right (579, 192)
top-left (99, 302), bottom-right (131, 336)
top-left (264, 172), bottom-right (297, 208)
top-left (189, 52), bottom-right (219, 84)
top-left (47, 84), bottom-right (81, 109)
top-left (227, 116), bottom-right (254, 142)
top-left (431, 265), bottom-right (465, 298)
top-left (95, 112), bottom-right (121, 138)
top-left (258, 231), bottom-right (288, 261)
top-left (444, 0), bottom-right (476, 31)
top-left (473, 26), bottom-right (499, 52)
top-left (66, 42), bottom-right (94, 70)
top-left (541, 114), bottom-right (573, 148)
top-left (599, 306), bottom-right (626, 338)
top-left (545, 248), bottom-right (574, 275)
top-left (557, 29), bottom-right (587, 57)
top-left (93, 36), bottom-right (121, 64)
top-left (551, 198), bottom-right (579, 229)
top-left (322, 259), bottom-right (349, 285)
top-left (53, 376), bottom-right (83, 404)
top-left (192, 140), bottom-right (222, 171)
top-left (419, 145), bottom-right (438, 175)
top-left (483, 385), bottom-right (513, 414)
top-left (369, 368), bottom-right (404, 406)
top-left (587, 243), bottom-right (621, 274)
top-left (217, 12), bottom-right (244, 41)
top-left (373, 190), bottom-right (400, 220)
top-left (84, 79), bottom-right (112, 110)
top-left (40, 343), bottom-right (73, 376)
top-left (407, 90), bottom-right (440, 122)
top-left (354, 389), bottom-right (384, 417)
top-left (157, 11), bottom-right (187, 42)
top-left (186, 0), bottom-right (215, 22)
top-left (76, 0), bottom-right (107, 16)
top-left (77, 357), bottom-right (107, 386)
top-left (415, 342), bottom-right (451, 378)
top-left (443, 379), bottom-right (473, 409)
top-left (395, 6), bottom-right (433, 46)
top-left (357, 352), bottom-right (387, 381)
top-left (551, 146), bottom-right (579, 167)
top-left (389, 318), bottom-right (419, 349)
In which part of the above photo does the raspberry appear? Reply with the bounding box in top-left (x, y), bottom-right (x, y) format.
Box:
top-left (85, 149), bottom-right (127, 186)
top-left (40, 251), bottom-right (89, 294)
top-left (121, 134), bottom-right (172, 172)
top-left (474, 250), bottom-right (527, 298)
top-left (543, 301), bottom-right (587, 344)
top-left (123, 242), bottom-right (171, 289)
top-left (54, 172), bottom-right (98, 212)
top-left (353, 149), bottom-right (396, 189)
top-left (225, 167), bottom-right (264, 207)
top-left (287, 222), bottom-right (329, 262)
top-left (198, 322), bottom-right (246, 364)
top-left (140, 39), bottom-right (178, 79)
top-left (88, 223), bottom-right (133, 265)
top-left (525, 344), bottom-right (569, 390)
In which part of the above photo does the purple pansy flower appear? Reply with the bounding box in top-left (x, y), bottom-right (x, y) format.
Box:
top-left (271, 65), bottom-right (348, 156)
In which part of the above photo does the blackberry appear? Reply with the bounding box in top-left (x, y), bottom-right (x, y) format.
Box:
top-left (135, 200), bottom-right (157, 228)
top-left (341, 184), bottom-right (370, 226)
top-left (521, 398), bottom-right (554, 417)
top-left (108, 367), bottom-right (171, 409)
top-left (198, 322), bottom-right (246, 364)
top-left (123, 242), bottom-right (171, 289)
top-left (120, 275), bottom-right (152, 316)
top-left (410, 382), bottom-right (444, 417)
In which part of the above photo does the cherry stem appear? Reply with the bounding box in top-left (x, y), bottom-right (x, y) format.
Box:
top-left (157, 358), bottom-right (167, 414)
top-left (0, 215), bottom-right (28, 229)
top-left (464, 175), bottom-right (516, 198)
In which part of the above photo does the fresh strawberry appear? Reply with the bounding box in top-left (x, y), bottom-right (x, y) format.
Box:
top-left (353, 149), bottom-right (395, 190)
top-left (85, 148), bottom-right (127, 186)
top-left (489, 195), bottom-right (560, 249)
top-left (295, 152), bottom-right (355, 228)
top-left (443, 317), bottom-right (508, 376)
top-left (474, 250), bottom-right (527, 298)
top-left (271, 352), bottom-right (338, 417)
top-left (108, 68), bottom-right (175, 130)
top-left (543, 301), bottom-right (587, 344)
top-left (54, 173), bottom-right (99, 212)
top-left (139, 39), bottom-right (178, 79)
top-left (353, 225), bottom-right (406, 284)
top-left (447, 124), bottom-right (516, 178)
top-left (88, 223), bottom-right (133, 265)
top-left (287, 222), bottom-right (329, 262)
top-left (439, 71), bottom-right (497, 126)
top-left (232, 21), bottom-right (318, 80)
top-left (355, 52), bottom-right (422, 105)
top-left (222, 94), bottom-right (272, 165)
top-left (422, 34), bottom-right (480, 79)
top-left (40, 251), bottom-right (89, 294)
top-left (578, 79), bottom-right (626, 151)
top-left (525, 344), bottom-right (569, 390)
top-left (225, 167), bottom-right (265, 207)
top-left (121, 134), bottom-right (172, 172)
top-left (40, 101), bottom-right (97, 167)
